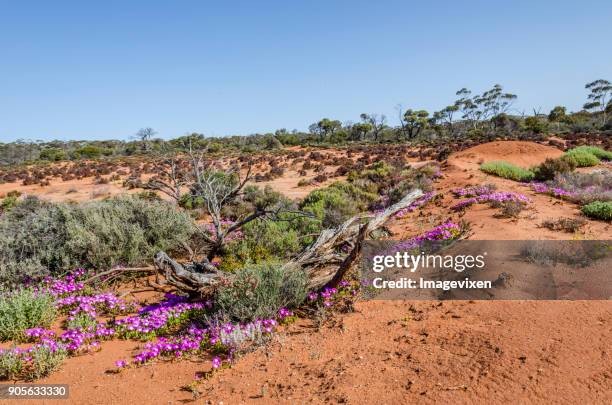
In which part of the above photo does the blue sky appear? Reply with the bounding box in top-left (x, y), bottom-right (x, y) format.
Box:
top-left (1, 0), bottom-right (611, 142)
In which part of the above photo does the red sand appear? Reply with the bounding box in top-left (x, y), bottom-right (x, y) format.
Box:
top-left (6, 141), bottom-right (612, 404)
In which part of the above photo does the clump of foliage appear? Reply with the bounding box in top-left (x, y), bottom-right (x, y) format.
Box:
top-left (541, 217), bottom-right (586, 233)
top-left (0, 196), bottom-right (197, 286)
top-left (581, 201), bottom-right (612, 221)
top-left (0, 289), bottom-right (56, 341)
top-left (532, 157), bottom-right (576, 181)
top-left (567, 146), bottom-right (612, 161)
top-left (0, 348), bottom-right (23, 380)
top-left (0, 191), bottom-right (21, 212)
top-left (219, 218), bottom-right (302, 272)
top-left (299, 181), bottom-right (378, 229)
top-left (0, 344), bottom-right (68, 381)
top-left (215, 263), bottom-right (308, 323)
top-left (524, 116), bottom-right (549, 134)
top-left (26, 345), bottom-right (68, 380)
top-left (549, 170), bottom-right (612, 204)
top-left (480, 161), bottom-right (534, 181)
top-left (496, 199), bottom-right (526, 218)
top-left (564, 150), bottom-right (600, 167)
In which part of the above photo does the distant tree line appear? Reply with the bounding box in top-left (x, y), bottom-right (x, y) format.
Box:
top-left (1, 80), bottom-right (610, 166)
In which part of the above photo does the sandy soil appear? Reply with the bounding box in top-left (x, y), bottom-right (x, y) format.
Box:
top-left (21, 300), bottom-right (611, 404)
top-left (5, 141), bottom-right (612, 404)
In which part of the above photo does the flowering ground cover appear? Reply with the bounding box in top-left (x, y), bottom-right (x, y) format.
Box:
top-left (0, 269), bottom-right (358, 381)
top-left (450, 186), bottom-right (530, 211)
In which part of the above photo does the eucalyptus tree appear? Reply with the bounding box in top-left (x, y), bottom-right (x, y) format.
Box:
top-left (359, 113), bottom-right (387, 141)
top-left (402, 109), bottom-right (429, 139)
top-left (309, 118), bottom-right (342, 142)
top-left (548, 106), bottom-right (567, 131)
top-left (584, 79), bottom-right (612, 126)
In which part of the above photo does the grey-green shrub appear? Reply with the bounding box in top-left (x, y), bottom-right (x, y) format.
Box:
top-left (0, 349), bottom-right (23, 380)
top-left (27, 345), bottom-right (67, 380)
top-left (480, 161), bottom-right (535, 181)
top-left (0, 196), bottom-right (197, 287)
top-left (550, 171), bottom-right (612, 204)
top-left (215, 263), bottom-right (308, 322)
top-left (582, 201), bottom-right (612, 221)
top-left (0, 289), bottom-right (56, 341)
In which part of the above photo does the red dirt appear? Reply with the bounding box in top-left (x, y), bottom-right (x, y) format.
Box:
top-left (6, 141), bottom-right (612, 404)
top-left (22, 300), bottom-right (612, 404)
top-left (449, 140), bottom-right (564, 171)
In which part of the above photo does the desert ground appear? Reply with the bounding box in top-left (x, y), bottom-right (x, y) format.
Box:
top-left (1, 140), bottom-right (611, 404)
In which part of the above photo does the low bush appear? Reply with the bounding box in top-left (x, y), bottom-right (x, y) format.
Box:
top-left (581, 201), bottom-right (612, 221)
top-left (0, 289), bottom-right (56, 341)
top-left (26, 345), bottom-right (68, 380)
top-left (0, 196), bottom-right (197, 286)
top-left (215, 263), bottom-right (308, 322)
top-left (300, 181), bottom-right (378, 229)
top-left (566, 146), bottom-right (612, 161)
top-left (564, 150), bottom-right (600, 167)
top-left (549, 170), bottom-right (612, 204)
top-left (0, 348), bottom-right (23, 380)
top-left (541, 217), bottom-right (586, 233)
top-left (480, 161), bottom-right (534, 181)
top-left (532, 157), bottom-right (576, 181)
top-left (219, 218), bottom-right (302, 272)
top-left (496, 199), bottom-right (526, 218)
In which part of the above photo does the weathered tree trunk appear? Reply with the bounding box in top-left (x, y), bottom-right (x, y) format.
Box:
top-left (154, 189), bottom-right (424, 294)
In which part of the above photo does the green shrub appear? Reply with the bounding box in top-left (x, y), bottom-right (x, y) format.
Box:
top-left (72, 145), bottom-right (112, 159)
top-left (27, 345), bottom-right (67, 380)
top-left (566, 146), bottom-right (612, 161)
top-left (1, 194), bottom-right (20, 212)
top-left (564, 150), bottom-right (600, 167)
top-left (0, 349), bottom-right (23, 380)
top-left (0, 289), bottom-right (56, 341)
top-left (524, 116), bottom-right (549, 134)
top-left (219, 218), bottom-right (302, 272)
top-left (582, 201), bottom-right (612, 221)
top-left (532, 157), bottom-right (576, 181)
top-left (0, 196), bottom-right (196, 286)
top-left (347, 161), bottom-right (392, 184)
top-left (300, 181), bottom-right (377, 229)
top-left (480, 161), bottom-right (535, 181)
top-left (39, 148), bottom-right (66, 162)
top-left (215, 263), bottom-right (308, 322)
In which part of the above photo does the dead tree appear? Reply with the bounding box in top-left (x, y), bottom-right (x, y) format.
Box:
top-left (154, 189), bottom-right (424, 295)
top-left (143, 154), bottom-right (189, 202)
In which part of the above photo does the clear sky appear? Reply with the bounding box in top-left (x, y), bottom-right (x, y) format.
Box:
top-left (1, 0), bottom-right (611, 142)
